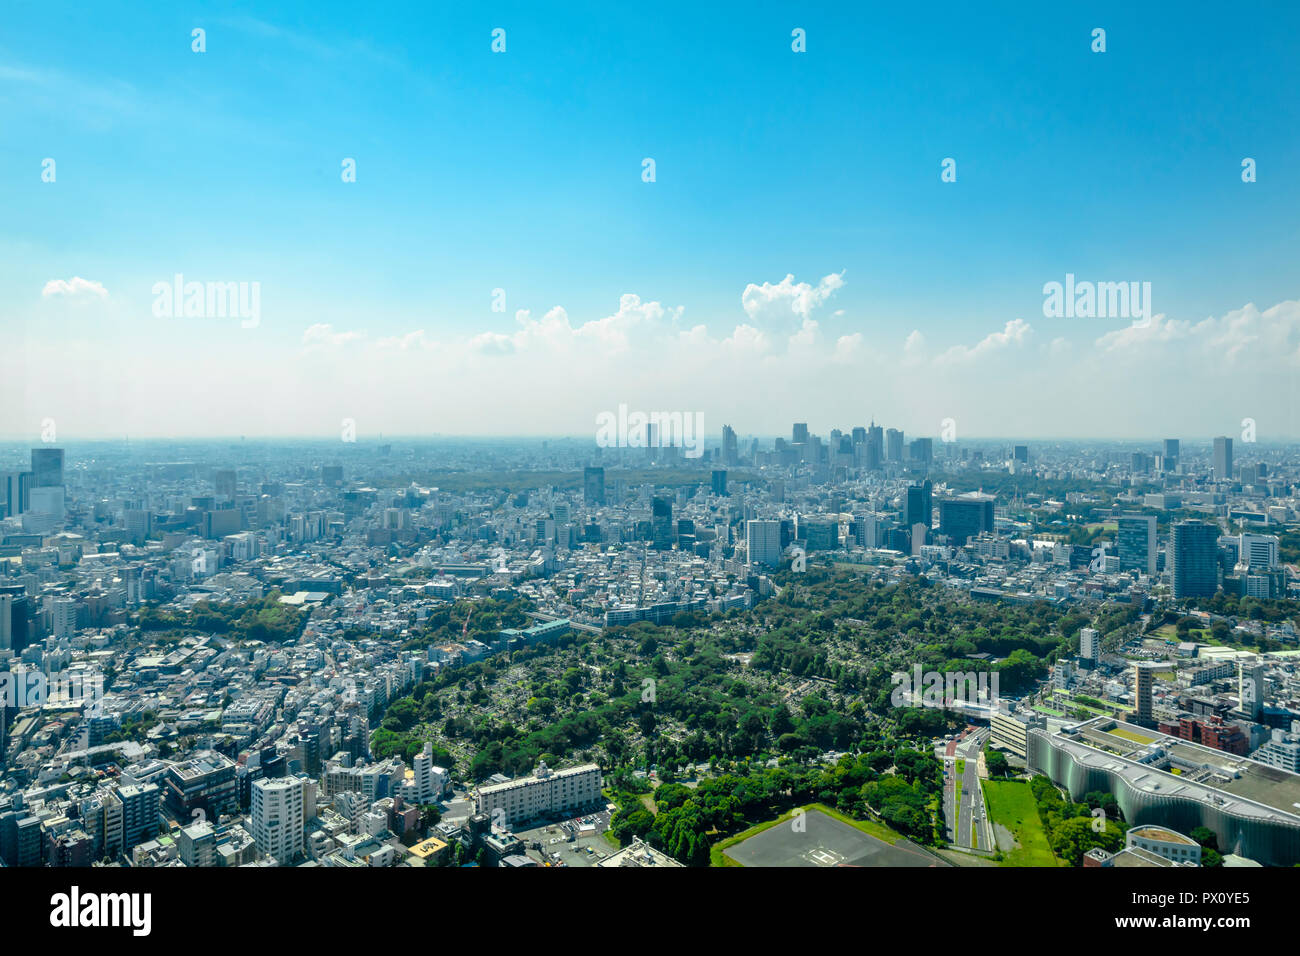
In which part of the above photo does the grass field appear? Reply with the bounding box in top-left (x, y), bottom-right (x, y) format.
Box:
top-left (982, 779), bottom-right (1061, 868)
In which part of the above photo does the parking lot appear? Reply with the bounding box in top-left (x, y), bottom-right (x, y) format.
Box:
top-left (515, 807), bottom-right (614, 867)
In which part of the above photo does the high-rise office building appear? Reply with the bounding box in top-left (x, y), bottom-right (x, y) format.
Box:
top-left (0, 472), bottom-right (33, 518)
top-left (721, 425), bottom-right (739, 466)
top-left (709, 469), bottom-right (728, 496)
top-left (792, 423), bottom-right (809, 445)
top-left (214, 468), bottom-right (237, 500)
top-left (0, 594), bottom-right (11, 651)
top-left (650, 496), bottom-right (673, 550)
top-left (800, 516), bottom-right (838, 551)
top-left (583, 466), bottom-right (606, 506)
top-left (1170, 520), bottom-right (1219, 599)
top-left (905, 480), bottom-right (933, 531)
top-left (908, 438), bottom-right (933, 469)
top-left (251, 776), bottom-right (306, 864)
top-left (1117, 513), bottom-right (1158, 575)
top-left (865, 424), bottom-right (884, 471)
top-left (938, 493), bottom-right (994, 545)
top-left (746, 519), bottom-right (781, 568)
top-left (0, 585), bottom-right (29, 653)
top-left (1162, 439), bottom-right (1179, 472)
top-left (1213, 436), bottom-right (1233, 481)
top-left (26, 485), bottom-right (65, 518)
top-left (1239, 533), bottom-right (1279, 570)
top-left (885, 428), bottom-right (904, 462)
top-left (30, 448), bottom-right (64, 488)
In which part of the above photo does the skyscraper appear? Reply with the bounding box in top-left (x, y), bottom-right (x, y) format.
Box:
top-left (905, 480), bottom-right (933, 530)
top-left (865, 423), bottom-right (883, 471)
top-left (1117, 513), bottom-right (1157, 575)
top-left (885, 428), bottom-right (904, 462)
top-left (214, 468), bottom-right (237, 500)
top-left (1170, 520), bottom-right (1219, 599)
top-left (938, 493), bottom-right (994, 544)
top-left (0, 593), bottom-right (11, 651)
top-left (0, 472), bottom-right (33, 519)
top-left (1162, 438), bottom-right (1179, 472)
top-left (1213, 436), bottom-right (1233, 480)
top-left (583, 466), bottom-right (605, 506)
top-left (30, 448), bottom-right (64, 488)
top-left (800, 516), bottom-right (838, 551)
top-left (746, 519), bottom-right (781, 567)
top-left (650, 496), bottom-right (673, 550)
top-left (792, 423), bottom-right (809, 445)
top-left (711, 469), bottom-right (728, 496)
top-left (0, 584), bottom-right (29, 653)
top-left (721, 425), bottom-right (739, 466)
top-left (908, 438), bottom-right (933, 469)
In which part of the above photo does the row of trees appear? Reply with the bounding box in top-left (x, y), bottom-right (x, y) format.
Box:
top-left (1028, 775), bottom-right (1125, 866)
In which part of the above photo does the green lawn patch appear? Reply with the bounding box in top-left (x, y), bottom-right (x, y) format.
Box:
top-left (982, 779), bottom-right (1062, 868)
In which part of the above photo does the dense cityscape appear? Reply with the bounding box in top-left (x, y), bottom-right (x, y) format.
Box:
top-left (1, 425), bottom-right (1298, 870)
top-left (6, 1), bottom-right (1297, 938)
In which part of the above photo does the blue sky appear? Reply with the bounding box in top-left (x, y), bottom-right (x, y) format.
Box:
top-left (3, 1), bottom-right (1298, 439)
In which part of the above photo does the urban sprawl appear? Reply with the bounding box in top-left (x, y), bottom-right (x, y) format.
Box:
top-left (1, 424), bottom-right (1299, 869)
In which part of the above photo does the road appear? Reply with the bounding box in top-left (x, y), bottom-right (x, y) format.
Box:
top-left (943, 727), bottom-right (993, 852)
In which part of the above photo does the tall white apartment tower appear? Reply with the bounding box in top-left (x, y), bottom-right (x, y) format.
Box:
top-left (52, 597), bottom-right (77, 639)
top-left (412, 743), bottom-right (449, 805)
top-left (1239, 659), bottom-right (1266, 721)
top-left (251, 776), bottom-right (306, 864)
top-left (1079, 627), bottom-right (1101, 663)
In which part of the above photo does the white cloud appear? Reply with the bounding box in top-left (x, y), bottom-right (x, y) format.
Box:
top-left (902, 329), bottom-right (927, 364)
top-left (721, 323), bottom-right (772, 353)
top-left (302, 323), bottom-right (365, 348)
top-left (1095, 301), bottom-right (1300, 368)
top-left (375, 329), bottom-right (437, 351)
top-left (741, 271), bottom-right (844, 324)
top-left (10, 282), bottom-right (1296, 439)
top-left (42, 276), bottom-right (108, 300)
top-left (832, 333), bottom-right (866, 363)
top-left (935, 319), bottom-right (1032, 366)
